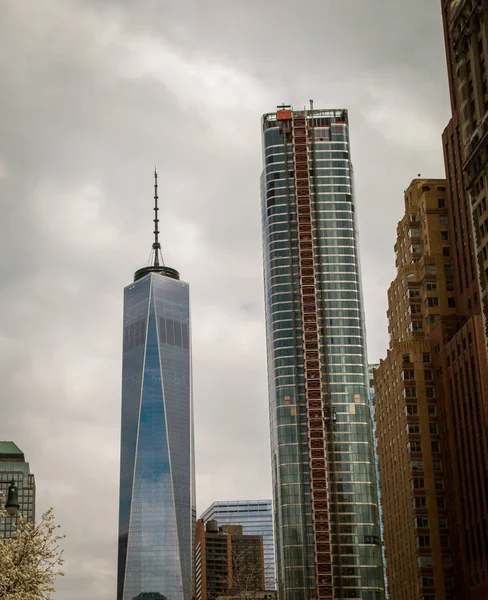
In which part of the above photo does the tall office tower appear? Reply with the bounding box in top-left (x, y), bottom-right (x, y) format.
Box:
top-left (117, 173), bottom-right (195, 600)
top-left (0, 441), bottom-right (35, 536)
top-left (260, 105), bottom-right (385, 600)
top-left (374, 179), bottom-right (463, 599)
top-left (201, 500), bottom-right (275, 590)
top-left (367, 365), bottom-right (388, 598)
top-left (195, 520), bottom-right (265, 600)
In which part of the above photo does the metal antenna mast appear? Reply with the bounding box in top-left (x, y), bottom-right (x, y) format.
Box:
top-left (153, 167), bottom-right (162, 267)
top-left (133, 168), bottom-right (180, 282)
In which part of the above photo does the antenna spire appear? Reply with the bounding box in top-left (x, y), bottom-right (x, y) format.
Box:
top-left (133, 168), bottom-right (180, 282)
top-left (153, 167), bottom-right (161, 267)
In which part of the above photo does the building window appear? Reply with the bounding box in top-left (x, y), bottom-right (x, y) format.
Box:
top-left (425, 297), bottom-right (439, 308)
top-left (435, 478), bottom-right (444, 490)
top-left (403, 387), bottom-right (417, 398)
top-left (424, 369), bottom-right (433, 380)
top-left (423, 264), bottom-right (437, 275)
top-left (440, 216), bottom-right (448, 225)
top-left (441, 230), bottom-right (449, 240)
top-left (418, 535), bottom-right (430, 548)
top-left (412, 478), bottom-right (425, 489)
top-left (421, 577), bottom-right (435, 587)
top-left (442, 556), bottom-right (452, 568)
top-left (438, 198), bottom-right (446, 208)
top-left (408, 424), bottom-right (421, 434)
top-left (431, 441), bottom-right (440, 452)
top-left (433, 460), bottom-right (442, 471)
top-left (410, 459), bottom-right (424, 470)
top-left (423, 352), bottom-right (431, 363)
top-left (416, 517), bottom-right (429, 528)
top-left (409, 441), bottom-right (422, 452)
top-left (429, 424), bottom-right (439, 435)
top-left (443, 247), bottom-right (451, 257)
top-left (418, 556), bottom-right (433, 568)
top-left (414, 497), bottom-right (427, 509)
top-left (448, 297), bottom-right (456, 308)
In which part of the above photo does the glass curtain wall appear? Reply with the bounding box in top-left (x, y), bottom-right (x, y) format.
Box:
top-left (117, 273), bottom-right (195, 600)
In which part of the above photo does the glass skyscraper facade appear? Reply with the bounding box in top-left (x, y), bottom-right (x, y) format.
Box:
top-left (368, 364), bottom-right (388, 598)
top-left (261, 106), bottom-right (385, 600)
top-left (200, 499), bottom-right (276, 590)
top-left (0, 441), bottom-right (35, 538)
top-left (117, 256), bottom-right (195, 600)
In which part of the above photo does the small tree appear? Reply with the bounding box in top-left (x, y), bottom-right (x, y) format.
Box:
top-left (0, 505), bottom-right (64, 600)
top-left (228, 538), bottom-right (265, 600)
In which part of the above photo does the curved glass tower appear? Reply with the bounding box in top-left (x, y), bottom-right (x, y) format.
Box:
top-left (261, 107), bottom-right (385, 600)
top-left (117, 173), bottom-right (196, 600)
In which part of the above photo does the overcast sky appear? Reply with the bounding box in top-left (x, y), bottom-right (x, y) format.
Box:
top-left (0, 1), bottom-right (450, 598)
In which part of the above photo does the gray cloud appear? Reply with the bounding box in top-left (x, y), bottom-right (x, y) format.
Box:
top-left (0, 1), bottom-right (449, 597)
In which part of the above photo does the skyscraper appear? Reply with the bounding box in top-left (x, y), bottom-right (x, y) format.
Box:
top-left (117, 173), bottom-right (195, 600)
top-left (0, 441), bottom-right (35, 536)
top-left (374, 178), bottom-right (458, 599)
top-left (260, 105), bottom-right (385, 600)
top-left (200, 500), bottom-right (275, 590)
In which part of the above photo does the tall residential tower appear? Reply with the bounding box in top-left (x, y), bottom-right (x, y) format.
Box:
top-left (117, 173), bottom-right (195, 600)
top-left (260, 106), bottom-right (385, 600)
top-left (374, 179), bottom-right (457, 599)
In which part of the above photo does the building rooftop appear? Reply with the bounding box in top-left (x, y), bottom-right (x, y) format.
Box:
top-left (0, 441), bottom-right (24, 460)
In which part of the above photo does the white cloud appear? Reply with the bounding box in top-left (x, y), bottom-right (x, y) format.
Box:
top-left (363, 83), bottom-right (443, 149)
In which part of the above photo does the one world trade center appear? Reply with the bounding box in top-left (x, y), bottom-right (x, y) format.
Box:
top-left (117, 172), bottom-right (195, 600)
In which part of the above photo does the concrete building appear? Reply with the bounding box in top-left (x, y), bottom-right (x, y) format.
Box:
top-left (260, 105), bottom-right (384, 600)
top-left (195, 519), bottom-right (265, 600)
top-left (201, 501), bottom-right (275, 590)
top-left (0, 441), bottom-right (35, 536)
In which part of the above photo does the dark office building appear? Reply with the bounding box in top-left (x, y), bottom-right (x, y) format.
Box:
top-left (195, 519), bottom-right (264, 600)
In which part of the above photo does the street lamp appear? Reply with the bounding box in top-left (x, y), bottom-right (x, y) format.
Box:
top-left (1, 480), bottom-right (20, 517)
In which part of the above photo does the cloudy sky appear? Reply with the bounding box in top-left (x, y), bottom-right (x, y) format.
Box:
top-left (0, 1), bottom-right (450, 598)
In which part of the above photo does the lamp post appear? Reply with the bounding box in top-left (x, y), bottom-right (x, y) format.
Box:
top-left (0, 479), bottom-right (20, 517)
